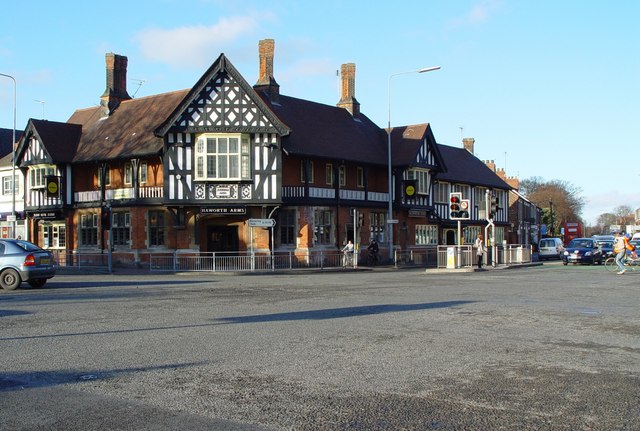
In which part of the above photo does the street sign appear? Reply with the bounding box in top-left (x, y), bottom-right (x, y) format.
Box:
top-left (6, 215), bottom-right (16, 222)
top-left (248, 218), bottom-right (276, 228)
top-left (387, 219), bottom-right (399, 224)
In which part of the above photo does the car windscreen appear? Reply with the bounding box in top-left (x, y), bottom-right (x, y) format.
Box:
top-left (568, 240), bottom-right (593, 248)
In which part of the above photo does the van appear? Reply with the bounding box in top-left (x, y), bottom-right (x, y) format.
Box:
top-left (538, 238), bottom-right (564, 260)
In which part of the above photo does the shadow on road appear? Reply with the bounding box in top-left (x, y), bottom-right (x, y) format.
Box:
top-left (214, 300), bottom-right (475, 324)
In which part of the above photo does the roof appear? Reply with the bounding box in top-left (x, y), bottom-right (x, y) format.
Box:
top-left (69, 89), bottom-right (189, 163)
top-left (17, 119), bottom-right (83, 163)
top-left (0, 128), bottom-right (23, 158)
top-left (389, 123), bottom-right (445, 171)
top-left (435, 144), bottom-right (512, 190)
top-left (259, 93), bottom-right (388, 165)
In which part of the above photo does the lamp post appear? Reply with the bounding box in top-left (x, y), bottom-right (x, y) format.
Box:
top-left (387, 66), bottom-right (440, 261)
top-left (0, 73), bottom-right (17, 239)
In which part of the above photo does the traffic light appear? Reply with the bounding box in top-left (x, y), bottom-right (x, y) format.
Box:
top-left (101, 206), bottom-right (111, 230)
top-left (450, 193), bottom-right (470, 220)
top-left (459, 199), bottom-right (470, 220)
top-left (490, 194), bottom-right (499, 219)
top-left (449, 192), bottom-right (461, 219)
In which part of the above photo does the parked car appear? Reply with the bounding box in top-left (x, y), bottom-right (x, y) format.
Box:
top-left (538, 238), bottom-right (564, 260)
top-left (595, 240), bottom-right (615, 259)
top-left (0, 239), bottom-right (56, 290)
top-left (562, 238), bottom-right (603, 265)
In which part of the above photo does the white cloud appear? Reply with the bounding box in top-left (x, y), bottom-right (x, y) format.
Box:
top-left (448, 0), bottom-right (504, 28)
top-left (134, 14), bottom-right (270, 69)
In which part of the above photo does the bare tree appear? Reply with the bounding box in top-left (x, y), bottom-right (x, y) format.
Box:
top-left (519, 177), bottom-right (585, 233)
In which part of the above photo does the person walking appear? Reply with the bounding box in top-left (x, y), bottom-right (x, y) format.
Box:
top-left (613, 231), bottom-right (631, 275)
top-left (474, 233), bottom-right (485, 269)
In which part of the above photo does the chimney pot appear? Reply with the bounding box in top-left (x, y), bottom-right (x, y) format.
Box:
top-left (462, 137), bottom-right (475, 154)
top-left (100, 53), bottom-right (131, 117)
top-left (337, 63), bottom-right (360, 117)
top-left (254, 39), bottom-right (279, 101)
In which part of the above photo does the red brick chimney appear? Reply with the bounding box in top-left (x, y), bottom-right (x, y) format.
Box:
top-left (484, 160), bottom-right (496, 172)
top-left (254, 39), bottom-right (280, 102)
top-left (337, 63), bottom-right (360, 118)
top-left (462, 138), bottom-right (475, 154)
top-left (100, 53), bottom-right (131, 117)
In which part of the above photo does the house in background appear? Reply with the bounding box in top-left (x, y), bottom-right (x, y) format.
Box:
top-left (0, 127), bottom-right (25, 239)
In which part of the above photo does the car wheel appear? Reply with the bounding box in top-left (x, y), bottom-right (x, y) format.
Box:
top-left (28, 279), bottom-right (47, 288)
top-left (0, 268), bottom-right (22, 291)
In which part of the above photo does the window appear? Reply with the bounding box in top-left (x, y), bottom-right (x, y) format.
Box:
top-left (148, 210), bottom-right (165, 247)
top-left (2, 175), bottom-right (18, 195)
top-left (194, 134), bottom-right (250, 181)
top-left (278, 209), bottom-right (296, 246)
top-left (325, 164), bottom-right (333, 186)
top-left (415, 225), bottom-right (438, 245)
top-left (97, 167), bottom-right (111, 187)
top-left (406, 168), bottom-right (430, 194)
top-left (314, 209), bottom-right (333, 245)
top-left (30, 165), bottom-right (55, 188)
top-left (433, 182), bottom-right (449, 203)
top-left (451, 184), bottom-right (470, 199)
top-left (300, 161), bottom-right (314, 184)
top-left (462, 226), bottom-right (481, 244)
top-left (112, 212), bottom-right (131, 246)
top-left (369, 212), bottom-right (387, 243)
top-left (124, 163), bottom-right (133, 185)
top-left (139, 162), bottom-right (148, 184)
top-left (356, 167), bottom-right (364, 188)
top-left (80, 212), bottom-right (98, 247)
top-left (338, 165), bottom-right (346, 187)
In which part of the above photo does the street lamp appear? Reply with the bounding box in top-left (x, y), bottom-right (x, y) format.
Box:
top-left (0, 73), bottom-right (17, 239)
top-left (387, 66), bottom-right (440, 261)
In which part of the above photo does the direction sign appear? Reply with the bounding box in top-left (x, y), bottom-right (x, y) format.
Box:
top-left (248, 218), bottom-right (276, 228)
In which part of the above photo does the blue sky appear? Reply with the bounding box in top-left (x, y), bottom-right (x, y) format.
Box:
top-left (0, 0), bottom-right (638, 225)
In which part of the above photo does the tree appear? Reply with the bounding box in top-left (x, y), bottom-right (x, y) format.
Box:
top-left (612, 205), bottom-right (635, 226)
top-left (519, 177), bottom-right (585, 234)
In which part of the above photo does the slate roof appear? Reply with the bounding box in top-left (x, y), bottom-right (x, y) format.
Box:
top-left (17, 119), bottom-right (82, 163)
top-left (435, 144), bottom-right (512, 190)
top-left (68, 89), bottom-right (189, 163)
top-left (0, 127), bottom-right (23, 158)
top-left (258, 93), bottom-right (388, 165)
top-left (389, 123), bottom-right (445, 172)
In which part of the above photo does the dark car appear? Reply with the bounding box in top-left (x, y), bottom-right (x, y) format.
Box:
top-left (0, 239), bottom-right (56, 290)
top-left (595, 240), bottom-right (615, 259)
top-left (562, 238), bottom-right (603, 265)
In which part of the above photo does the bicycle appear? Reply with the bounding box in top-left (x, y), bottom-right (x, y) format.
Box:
top-left (366, 250), bottom-right (379, 266)
top-left (604, 253), bottom-right (640, 273)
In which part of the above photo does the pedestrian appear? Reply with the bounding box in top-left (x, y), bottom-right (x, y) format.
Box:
top-left (613, 231), bottom-right (634, 275)
top-left (474, 233), bottom-right (485, 269)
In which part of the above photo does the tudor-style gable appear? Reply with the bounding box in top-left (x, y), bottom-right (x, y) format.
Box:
top-left (158, 53), bottom-right (290, 205)
top-left (15, 119), bottom-right (82, 211)
top-left (390, 123), bottom-right (446, 209)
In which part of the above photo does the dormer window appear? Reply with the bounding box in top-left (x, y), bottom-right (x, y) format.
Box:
top-left (194, 134), bottom-right (251, 181)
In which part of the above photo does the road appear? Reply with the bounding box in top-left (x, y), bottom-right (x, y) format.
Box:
top-left (1, 263), bottom-right (639, 430)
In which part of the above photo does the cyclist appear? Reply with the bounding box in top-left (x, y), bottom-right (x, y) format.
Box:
top-left (367, 239), bottom-right (379, 265)
top-left (342, 240), bottom-right (354, 267)
top-left (614, 232), bottom-right (635, 275)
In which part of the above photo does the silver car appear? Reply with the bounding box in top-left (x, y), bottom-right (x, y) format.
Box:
top-left (0, 239), bottom-right (56, 290)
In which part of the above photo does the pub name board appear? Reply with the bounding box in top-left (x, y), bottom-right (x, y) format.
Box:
top-left (200, 206), bottom-right (246, 215)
